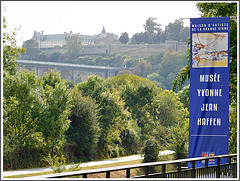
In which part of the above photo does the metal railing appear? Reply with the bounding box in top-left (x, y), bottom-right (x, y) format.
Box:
top-left (31, 153), bottom-right (237, 179)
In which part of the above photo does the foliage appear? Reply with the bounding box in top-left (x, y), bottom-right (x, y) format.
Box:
top-left (49, 52), bottom-right (61, 62)
top-left (3, 68), bottom-right (72, 169)
top-left (132, 59), bottom-right (152, 77)
top-left (196, 2), bottom-right (237, 17)
top-left (144, 17), bottom-right (161, 36)
top-left (142, 138), bottom-right (160, 173)
top-left (43, 154), bottom-right (67, 173)
top-left (229, 105), bottom-right (237, 154)
top-left (117, 70), bottom-right (133, 75)
top-left (142, 138), bottom-right (160, 162)
top-left (131, 32), bottom-right (151, 44)
top-left (153, 90), bottom-right (188, 128)
top-left (3, 69), bottom-right (44, 169)
top-left (166, 118), bottom-right (189, 160)
top-left (66, 35), bottom-right (83, 58)
top-left (77, 75), bottom-right (135, 158)
top-left (38, 51), bottom-right (49, 61)
top-left (177, 84), bottom-right (190, 110)
top-left (158, 51), bottom-right (187, 90)
top-left (165, 19), bottom-right (188, 42)
top-left (38, 70), bottom-right (72, 157)
top-left (66, 86), bottom-right (100, 162)
top-left (119, 32), bottom-right (129, 44)
top-left (22, 39), bottom-right (40, 60)
top-left (3, 14), bottom-right (26, 75)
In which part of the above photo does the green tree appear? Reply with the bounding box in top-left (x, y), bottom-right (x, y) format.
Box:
top-left (142, 138), bottom-right (160, 173)
top-left (39, 70), bottom-right (72, 157)
top-left (153, 90), bottom-right (188, 128)
top-left (166, 118), bottom-right (189, 160)
top-left (66, 87), bottom-right (100, 162)
top-left (131, 32), bottom-right (150, 44)
top-left (158, 51), bottom-right (187, 90)
top-left (110, 74), bottom-right (160, 141)
top-left (119, 32), bottom-right (129, 44)
top-left (3, 69), bottom-right (45, 169)
top-left (38, 51), bottom-right (49, 61)
top-left (147, 72), bottom-right (163, 87)
top-left (23, 39), bottom-right (40, 60)
top-left (177, 84), bottom-right (190, 110)
top-left (77, 75), bottom-right (134, 158)
top-left (49, 52), bottom-right (61, 62)
top-left (179, 27), bottom-right (190, 42)
top-left (3, 14), bottom-right (25, 75)
top-left (66, 35), bottom-right (83, 59)
top-left (133, 59), bottom-right (152, 77)
top-left (165, 19), bottom-right (184, 41)
top-left (144, 17), bottom-right (161, 35)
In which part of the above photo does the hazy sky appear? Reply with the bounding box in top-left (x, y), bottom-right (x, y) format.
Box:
top-left (2, 1), bottom-right (202, 46)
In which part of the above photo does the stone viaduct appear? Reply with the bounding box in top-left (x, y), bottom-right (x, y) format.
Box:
top-left (17, 60), bottom-right (126, 82)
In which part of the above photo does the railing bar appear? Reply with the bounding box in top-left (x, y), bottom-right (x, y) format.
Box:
top-left (33, 154), bottom-right (237, 179)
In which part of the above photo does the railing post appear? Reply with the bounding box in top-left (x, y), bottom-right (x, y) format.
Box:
top-left (191, 161), bottom-right (196, 178)
top-left (205, 159), bottom-right (208, 178)
top-left (178, 162), bottom-right (181, 178)
top-left (106, 171), bottom-right (110, 178)
top-left (162, 164), bottom-right (166, 178)
top-left (83, 174), bottom-right (87, 178)
top-left (216, 157), bottom-right (221, 178)
top-left (145, 166), bottom-right (149, 178)
top-left (126, 168), bottom-right (130, 178)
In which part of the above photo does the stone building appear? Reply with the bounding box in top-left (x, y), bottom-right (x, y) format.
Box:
top-left (30, 27), bottom-right (119, 49)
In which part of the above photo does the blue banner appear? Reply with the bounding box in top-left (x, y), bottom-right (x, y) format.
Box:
top-left (189, 17), bottom-right (230, 168)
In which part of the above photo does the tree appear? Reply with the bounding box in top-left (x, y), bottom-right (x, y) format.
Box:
top-left (147, 72), bottom-right (163, 88)
top-left (23, 39), bottom-right (40, 60)
top-left (66, 35), bottom-right (83, 59)
top-left (165, 19), bottom-right (184, 41)
top-left (3, 69), bottom-right (45, 169)
top-left (177, 84), bottom-right (190, 110)
top-left (66, 87), bottom-right (100, 162)
top-left (132, 59), bottom-right (152, 77)
top-left (3, 14), bottom-right (25, 75)
top-left (144, 17), bottom-right (161, 36)
top-left (158, 51), bottom-right (187, 90)
top-left (119, 32), bottom-right (129, 44)
top-left (38, 70), bottom-right (72, 157)
top-left (38, 51), bottom-right (49, 61)
top-left (49, 52), bottom-right (61, 62)
top-left (142, 138), bottom-right (160, 173)
top-left (77, 75), bottom-right (134, 158)
top-left (166, 118), bottom-right (189, 160)
top-left (131, 32), bottom-right (150, 44)
top-left (179, 27), bottom-right (190, 42)
top-left (153, 90), bottom-right (188, 128)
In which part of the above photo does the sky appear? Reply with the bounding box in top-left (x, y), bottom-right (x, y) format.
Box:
top-left (2, 1), bottom-right (202, 46)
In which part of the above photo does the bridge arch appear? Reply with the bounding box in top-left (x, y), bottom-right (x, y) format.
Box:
top-left (61, 70), bottom-right (72, 80)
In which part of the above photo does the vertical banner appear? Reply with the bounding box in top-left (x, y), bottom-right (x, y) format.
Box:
top-left (189, 17), bottom-right (230, 168)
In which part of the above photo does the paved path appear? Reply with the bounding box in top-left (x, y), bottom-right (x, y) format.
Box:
top-left (2, 150), bottom-right (175, 177)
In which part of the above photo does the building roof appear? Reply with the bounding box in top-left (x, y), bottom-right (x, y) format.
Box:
top-left (32, 31), bottom-right (97, 42)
